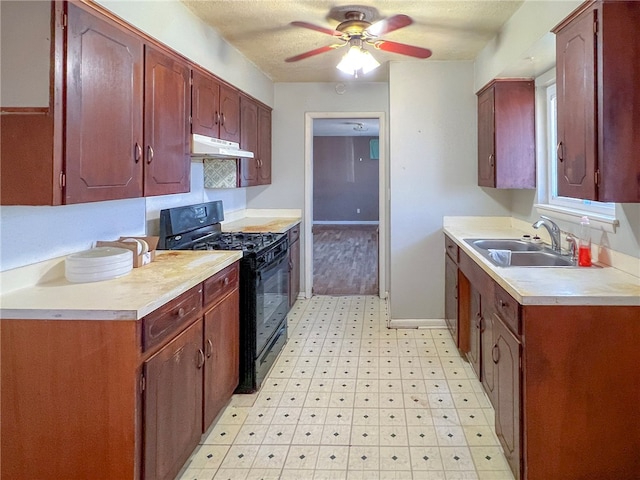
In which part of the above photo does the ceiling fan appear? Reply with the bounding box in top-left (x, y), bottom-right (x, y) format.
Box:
top-left (285, 7), bottom-right (432, 76)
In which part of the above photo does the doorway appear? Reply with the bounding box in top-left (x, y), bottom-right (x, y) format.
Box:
top-left (304, 112), bottom-right (387, 298)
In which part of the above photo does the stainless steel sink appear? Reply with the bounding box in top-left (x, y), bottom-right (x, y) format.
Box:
top-left (509, 251), bottom-right (575, 267)
top-left (464, 238), bottom-right (577, 267)
top-left (470, 239), bottom-right (541, 252)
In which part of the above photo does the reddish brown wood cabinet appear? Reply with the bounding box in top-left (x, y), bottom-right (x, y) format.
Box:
top-left (553, 0), bottom-right (640, 202)
top-left (203, 289), bottom-right (240, 427)
top-left (288, 224), bottom-right (301, 308)
top-left (1, 2), bottom-right (191, 205)
top-left (1, 261), bottom-right (241, 480)
top-left (144, 320), bottom-right (204, 480)
top-left (451, 238), bottom-right (640, 479)
top-left (239, 94), bottom-right (272, 187)
top-left (476, 79), bottom-right (536, 189)
top-left (191, 69), bottom-right (240, 144)
top-left (65, 2), bottom-right (144, 203)
top-left (143, 46), bottom-right (190, 197)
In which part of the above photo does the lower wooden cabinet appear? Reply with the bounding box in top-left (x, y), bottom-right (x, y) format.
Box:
top-left (288, 224), bottom-right (301, 309)
top-left (203, 289), bottom-right (240, 428)
top-left (0, 261), bottom-right (240, 480)
top-left (144, 320), bottom-right (204, 480)
top-left (444, 253), bottom-right (458, 342)
top-left (451, 236), bottom-right (640, 479)
top-left (492, 313), bottom-right (521, 479)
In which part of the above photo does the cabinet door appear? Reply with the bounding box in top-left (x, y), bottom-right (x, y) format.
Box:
top-left (65, 3), bottom-right (144, 204)
top-left (468, 286), bottom-right (481, 378)
top-left (493, 315), bottom-right (522, 479)
top-left (239, 96), bottom-right (259, 186)
top-left (203, 289), bottom-right (240, 430)
top-left (144, 45), bottom-right (190, 197)
top-left (444, 253), bottom-right (459, 343)
top-left (481, 301), bottom-right (496, 406)
top-left (192, 69), bottom-right (220, 137)
top-left (257, 105), bottom-right (272, 184)
top-left (289, 237), bottom-right (300, 309)
top-left (477, 86), bottom-right (495, 187)
top-left (144, 319), bottom-right (203, 480)
top-left (219, 84), bottom-right (240, 143)
top-left (555, 7), bottom-right (597, 200)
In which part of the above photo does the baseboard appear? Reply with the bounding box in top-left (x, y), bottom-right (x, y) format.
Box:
top-left (389, 318), bottom-right (446, 329)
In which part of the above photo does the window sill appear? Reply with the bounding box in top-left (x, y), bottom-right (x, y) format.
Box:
top-left (534, 204), bottom-right (619, 233)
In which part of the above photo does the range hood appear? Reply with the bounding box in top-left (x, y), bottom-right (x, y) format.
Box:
top-left (191, 133), bottom-right (254, 159)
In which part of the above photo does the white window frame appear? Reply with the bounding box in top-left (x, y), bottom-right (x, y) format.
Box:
top-left (535, 73), bottom-right (619, 232)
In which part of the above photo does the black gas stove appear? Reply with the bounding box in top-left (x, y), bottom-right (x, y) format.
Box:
top-left (158, 201), bottom-right (286, 256)
top-left (158, 201), bottom-right (290, 393)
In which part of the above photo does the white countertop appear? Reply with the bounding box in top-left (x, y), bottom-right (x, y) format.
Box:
top-left (0, 250), bottom-right (243, 320)
top-left (443, 217), bottom-right (640, 306)
top-left (222, 216), bottom-right (301, 234)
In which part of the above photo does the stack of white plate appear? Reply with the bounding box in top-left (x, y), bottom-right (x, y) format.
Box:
top-left (65, 247), bottom-right (134, 283)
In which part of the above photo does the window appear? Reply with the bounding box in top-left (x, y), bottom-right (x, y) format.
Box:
top-left (535, 78), bottom-right (618, 231)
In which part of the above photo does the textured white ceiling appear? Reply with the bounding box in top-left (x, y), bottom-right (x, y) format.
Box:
top-left (181, 0), bottom-right (524, 82)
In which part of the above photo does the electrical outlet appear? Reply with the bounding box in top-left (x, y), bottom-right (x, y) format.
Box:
top-left (357, 208), bottom-right (361, 214)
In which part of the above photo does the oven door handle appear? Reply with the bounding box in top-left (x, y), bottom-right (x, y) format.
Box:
top-left (256, 252), bottom-right (288, 278)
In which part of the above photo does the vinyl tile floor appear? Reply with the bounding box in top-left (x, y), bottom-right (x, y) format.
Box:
top-left (178, 296), bottom-right (515, 480)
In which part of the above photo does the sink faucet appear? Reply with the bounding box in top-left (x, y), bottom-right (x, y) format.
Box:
top-left (532, 215), bottom-right (562, 252)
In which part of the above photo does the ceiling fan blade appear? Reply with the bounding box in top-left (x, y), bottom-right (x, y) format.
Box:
top-left (290, 21), bottom-right (341, 37)
top-left (372, 39), bottom-right (432, 59)
top-left (285, 44), bottom-right (343, 63)
top-left (365, 14), bottom-right (413, 37)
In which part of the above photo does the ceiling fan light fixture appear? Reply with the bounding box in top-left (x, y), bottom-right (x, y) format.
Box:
top-left (336, 44), bottom-right (380, 76)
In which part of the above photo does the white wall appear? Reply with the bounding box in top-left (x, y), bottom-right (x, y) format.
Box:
top-left (389, 61), bottom-right (512, 320)
top-left (0, 0), bottom-right (271, 272)
top-left (259, 82), bottom-right (389, 294)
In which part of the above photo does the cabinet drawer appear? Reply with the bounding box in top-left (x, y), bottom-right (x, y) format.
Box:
top-left (445, 234), bottom-right (459, 263)
top-left (494, 285), bottom-right (520, 336)
top-left (288, 224), bottom-right (300, 244)
top-left (143, 284), bottom-right (203, 351)
top-left (203, 263), bottom-right (239, 309)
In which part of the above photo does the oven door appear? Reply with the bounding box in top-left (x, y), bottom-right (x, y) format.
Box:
top-left (255, 250), bottom-right (290, 355)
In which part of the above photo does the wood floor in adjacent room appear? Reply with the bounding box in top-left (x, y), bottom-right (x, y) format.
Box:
top-left (312, 225), bottom-right (378, 296)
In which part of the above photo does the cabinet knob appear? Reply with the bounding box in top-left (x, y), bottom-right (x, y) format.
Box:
top-left (223, 277), bottom-right (229, 286)
top-left (215, 111), bottom-right (220, 125)
top-left (492, 344), bottom-right (500, 364)
top-left (489, 153), bottom-right (494, 168)
top-left (206, 338), bottom-right (213, 358)
top-left (177, 307), bottom-right (186, 318)
top-left (220, 113), bottom-right (225, 126)
top-left (147, 145), bottom-right (154, 164)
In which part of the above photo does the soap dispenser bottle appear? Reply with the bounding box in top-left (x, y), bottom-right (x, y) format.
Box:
top-left (578, 216), bottom-right (592, 267)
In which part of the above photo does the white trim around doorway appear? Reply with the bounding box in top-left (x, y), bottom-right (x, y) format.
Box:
top-left (304, 112), bottom-right (388, 301)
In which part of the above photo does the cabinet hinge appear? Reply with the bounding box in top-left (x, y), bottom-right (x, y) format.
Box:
top-left (595, 169), bottom-right (600, 186)
top-left (62, 13), bottom-right (67, 29)
top-left (140, 374), bottom-right (146, 392)
top-left (593, 19), bottom-right (598, 34)
top-left (59, 172), bottom-right (66, 188)
top-left (189, 115), bottom-right (192, 125)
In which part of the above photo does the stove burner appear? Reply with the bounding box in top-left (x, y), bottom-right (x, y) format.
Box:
top-left (191, 231), bottom-right (283, 253)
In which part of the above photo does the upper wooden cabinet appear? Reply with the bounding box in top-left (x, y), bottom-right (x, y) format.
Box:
top-left (553, 0), bottom-right (640, 202)
top-left (239, 94), bottom-right (272, 187)
top-left (65, 2), bottom-right (144, 204)
top-left (143, 45), bottom-right (190, 197)
top-left (191, 69), bottom-right (240, 144)
top-left (1, 1), bottom-right (191, 205)
top-left (476, 79), bottom-right (536, 189)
